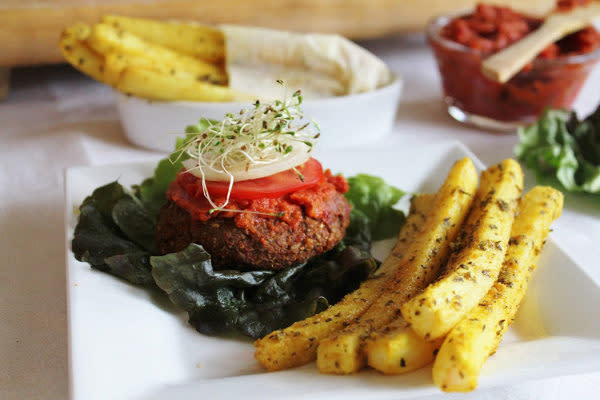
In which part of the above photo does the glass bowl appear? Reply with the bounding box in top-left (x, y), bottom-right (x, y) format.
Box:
top-left (427, 14), bottom-right (600, 131)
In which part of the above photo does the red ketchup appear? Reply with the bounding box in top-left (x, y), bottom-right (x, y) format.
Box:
top-left (429, 3), bottom-right (600, 124)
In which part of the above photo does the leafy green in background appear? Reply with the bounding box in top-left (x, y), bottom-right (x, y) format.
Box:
top-left (515, 106), bottom-right (600, 194)
top-left (71, 152), bottom-right (405, 339)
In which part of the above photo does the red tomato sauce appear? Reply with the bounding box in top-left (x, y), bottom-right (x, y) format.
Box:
top-left (442, 3), bottom-right (600, 58)
top-left (557, 0), bottom-right (593, 12)
top-left (431, 3), bottom-right (600, 122)
top-left (167, 166), bottom-right (349, 231)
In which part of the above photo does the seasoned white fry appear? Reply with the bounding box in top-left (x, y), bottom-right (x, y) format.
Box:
top-left (254, 193), bottom-right (435, 371)
top-left (114, 66), bottom-right (238, 102)
top-left (87, 23), bottom-right (227, 85)
top-left (103, 52), bottom-right (129, 85)
top-left (317, 158), bottom-right (478, 374)
top-left (102, 15), bottom-right (225, 63)
top-left (365, 320), bottom-right (444, 375)
top-left (103, 51), bottom-right (216, 86)
top-left (59, 23), bottom-right (105, 82)
top-left (433, 186), bottom-right (563, 392)
top-left (402, 159), bottom-right (524, 341)
top-left (65, 22), bottom-right (91, 41)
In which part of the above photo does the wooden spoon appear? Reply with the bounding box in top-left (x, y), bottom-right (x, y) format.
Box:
top-left (481, 2), bottom-right (600, 83)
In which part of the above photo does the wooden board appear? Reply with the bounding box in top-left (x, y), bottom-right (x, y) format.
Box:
top-left (0, 0), bottom-right (555, 68)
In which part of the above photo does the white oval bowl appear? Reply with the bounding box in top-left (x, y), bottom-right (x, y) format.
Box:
top-left (115, 76), bottom-right (402, 153)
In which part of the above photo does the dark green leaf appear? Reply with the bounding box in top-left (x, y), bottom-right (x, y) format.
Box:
top-left (103, 252), bottom-right (153, 285)
top-left (151, 244), bottom-right (275, 291)
top-left (72, 194), bottom-right (154, 286)
top-left (343, 209), bottom-right (372, 251)
top-left (573, 105), bottom-right (600, 165)
top-left (295, 245), bottom-right (377, 301)
top-left (150, 241), bottom-right (377, 339)
top-left (515, 106), bottom-right (600, 195)
top-left (82, 181), bottom-right (125, 221)
top-left (112, 196), bottom-right (157, 253)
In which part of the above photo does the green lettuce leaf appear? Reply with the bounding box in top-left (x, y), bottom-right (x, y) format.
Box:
top-left (345, 174), bottom-right (406, 240)
top-left (150, 242), bottom-right (375, 338)
top-left (135, 118), bottom-right (220, 214)
top-left (515, 106), bottom-right (600, 194)
top-left (136, 158), bottom-right (185, 216)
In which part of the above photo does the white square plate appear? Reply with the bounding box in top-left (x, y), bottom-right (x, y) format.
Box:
top-left (65, 140), bottom-right (600, 400)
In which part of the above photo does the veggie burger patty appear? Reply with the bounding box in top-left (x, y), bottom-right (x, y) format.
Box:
top-left (156, 170), bottom-right (351, 270)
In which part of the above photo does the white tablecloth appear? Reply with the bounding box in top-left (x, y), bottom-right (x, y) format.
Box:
top-left (1, 34), bottom-right (599, 400)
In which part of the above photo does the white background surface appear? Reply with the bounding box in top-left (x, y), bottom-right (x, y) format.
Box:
top-left (1, 33), bottom-right (599, 399)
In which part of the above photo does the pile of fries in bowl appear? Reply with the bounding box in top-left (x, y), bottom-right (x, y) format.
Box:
top-left (59, 15), bottom-right (237, 102)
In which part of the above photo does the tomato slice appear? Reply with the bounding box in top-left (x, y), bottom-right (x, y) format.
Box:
top-left (181, 158), bottom-right (324, 200)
